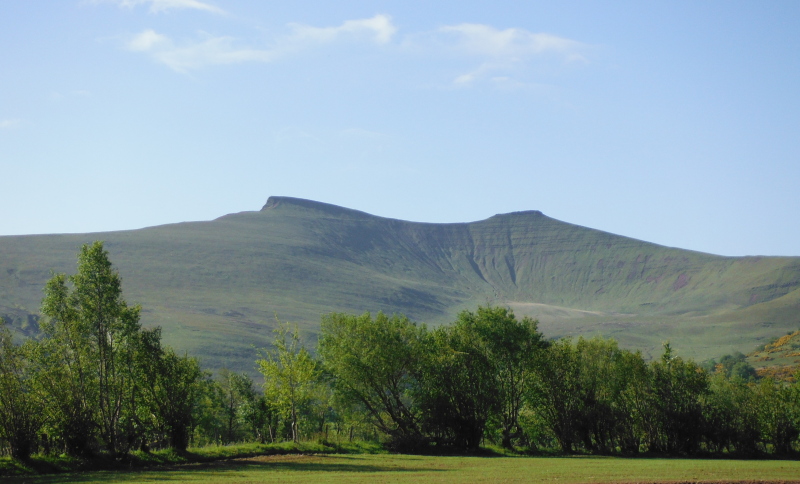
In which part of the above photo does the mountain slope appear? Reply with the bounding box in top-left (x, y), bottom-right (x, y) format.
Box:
top-left (1, 196), bottom-right (798, 372)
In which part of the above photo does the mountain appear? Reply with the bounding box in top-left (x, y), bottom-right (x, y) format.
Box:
top-left (1, 196), bottom-right (798, 374)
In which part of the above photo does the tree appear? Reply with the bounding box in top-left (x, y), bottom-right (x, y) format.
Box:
top-left (460, 306), bottom-right (545, 448)
top-left (38, 241), bottom-right (143, 455)
top-left (0, 321), bottom-right (42, 460)
top-left (233, 375), bottom-right (274, 444)
top-left (755, 378), bottom-right (798, 454)
top-left (528, 338), bottom-right (582, 453)
top-left (417, 323), bottom-right (497, 449)
top-left (610, 347), bottom-right (653, 454)
top-left (135, 327), bottom-right (202, 451)
top-left (418, 306), bottom-right (546, 449)
top-left (217, 369), bottom-right (247, 444)
top-left (319, 312), bottom-right (427, 450)
top-left (647, 343), bottom-right (708, 454)
top-left (257, 323), bottom-right (318, 443)
top-left (703, 373), bottom-right (760, 454)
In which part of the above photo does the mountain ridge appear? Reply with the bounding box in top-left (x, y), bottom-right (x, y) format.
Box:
top-left (1, 197), bottom-right (798, 374)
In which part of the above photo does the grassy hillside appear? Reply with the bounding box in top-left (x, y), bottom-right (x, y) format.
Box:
top-left (747, 329), bottom-right (800, 381)
top-left (1, 196), bottom-right (798, 373)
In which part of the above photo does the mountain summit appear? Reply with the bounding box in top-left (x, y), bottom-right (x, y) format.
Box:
top-left (1, 197), bottom-right (798, 373)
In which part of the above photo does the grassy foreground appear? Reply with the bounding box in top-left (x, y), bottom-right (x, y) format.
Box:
top-left (3, 453), bottom-right (800, 484)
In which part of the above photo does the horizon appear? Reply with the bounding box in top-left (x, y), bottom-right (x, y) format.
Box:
top-left (1, 195), bottom-right (795, 259)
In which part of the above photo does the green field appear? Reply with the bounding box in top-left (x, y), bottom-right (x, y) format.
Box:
top-left (5, 454), bottom-right (800, 484)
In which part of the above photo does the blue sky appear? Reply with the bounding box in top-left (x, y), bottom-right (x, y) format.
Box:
top-left (1, 0), bottom-right (798, 256)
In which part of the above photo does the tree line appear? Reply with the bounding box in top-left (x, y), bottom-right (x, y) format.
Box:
top-left (1, 242), bottom-right (799, 460)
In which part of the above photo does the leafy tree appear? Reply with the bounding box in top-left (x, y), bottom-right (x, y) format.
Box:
top-left (460, 306), bottom-right (545, 448)
top-left (319, 312), bottom-right (427, 450)
top-left (234, 375), bottom-right (274, 444)
top-left (216, 368), bottom-right (249, 444)
top-left (611, 347), bottom-right (653, 454)
top-left (257, 323), bottom-right (318, 443)
top-left (418, 306), bottom-right (546, 449)
top-left (647, 343), bottom-right (708, 454)
top-left (529, 338), bottom-right (582, 453)
top-left (135, 327), bottom-right (202, 451)
top-left (528, 336), bottom-right (653, 454)
top-left (703, 373), bottom-right (760, 454)
top-left (755, 378), bottom-right (799, 454)
top-left (704, 352), bottom-right (757, 382)
top-left (0, 321), bottom-right (42, 460)
top-left (191, 375), bottom-right (227, 446)
top-left (27, 322), bottom-right (97, 456)
top-left (36, 242), bottom-right (143, 455)
top-left (570, 337), bottom-right (632, 453)
top-left (418, 323), bottom-right (497, 449)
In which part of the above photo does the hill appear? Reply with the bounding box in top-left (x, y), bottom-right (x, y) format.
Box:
top-left (1, 196), bottom-right (798, 373)
top-left (748, 330), bottom-right (800, 382)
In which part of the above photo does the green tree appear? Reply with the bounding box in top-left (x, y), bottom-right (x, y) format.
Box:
top-left (703, 373), bottom-right (760, 454)
top-left (419, 306), bottom-right (545, 449)
top-left (755, 378), bottom-right (798, 454)
top-left (233, 374), bottom-right (274, 444)
top-left (461, 306), bottom-right (545, 448)
top-left (0, 321), bottom-right (42, 460)
top-left (257, 323), bottom-right (318, 442)
top-left (612, 347), bottom-right (653, 454)
top-left (528, 338), bottom-right (582, 453)
top-left (528, 337), bottom-right (654, 454)
top-left (319, 312), bottom-right (427, 450)
top-left (217, 368), bottom-right (248, 444)
top-left (418, 323), bottom-right (497, 449)
top-left (38, 241), bottom-right (144, 455)
top-left (135, 327), bottom-right (202, 451)
top-left (648, 343), bottom-right (708, 454)
top-left (191, 375), bottom-right (227, 446)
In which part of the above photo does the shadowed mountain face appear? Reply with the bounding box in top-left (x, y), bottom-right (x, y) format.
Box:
top-left (1, 196), bottom-right (798, 373)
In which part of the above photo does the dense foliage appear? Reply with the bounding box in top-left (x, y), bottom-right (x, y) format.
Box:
top-left (1, 242), bottom-right (799, 460)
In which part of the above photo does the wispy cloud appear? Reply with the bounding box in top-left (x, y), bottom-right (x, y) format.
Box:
top-left (289, 15), bottom-right (396, 45)
top-left (119, 9), bottom-right (588, 85)
top-left (92, 0), bottom-right (224, 15)
top-left (127, 30), bottom-right (276, 71)
top-left (439, 24), bottom-right (586, 61)
top-left (424, 23), bottom-right (589, 86)
top-left (0, 119), bottom-right (21, 129)
top-left (127, 15), bottom-right (397, 72)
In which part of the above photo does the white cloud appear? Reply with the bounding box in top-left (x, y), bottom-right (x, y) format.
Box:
top-left (0, 119), bottom-right (21, 129)
top-left (430, 23), bottom-right (588, 85)
top-left (93, 0), bottom-right (224, 14)
top-left (127, 30), bottom-right (276, 72)
top-left (128, 29), bottom-right (170, 51)
top-left (121, 12), bottom-right (587, 85)
top-left (289, 15), bottom-right (397, 45)
top-left (126, 15), bottom-right (398, 72)
top-left (439, 24), bottom-right (585, 60)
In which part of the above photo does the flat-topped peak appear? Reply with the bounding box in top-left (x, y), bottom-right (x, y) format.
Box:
top-left (261, 196), bottom-right (373, 219)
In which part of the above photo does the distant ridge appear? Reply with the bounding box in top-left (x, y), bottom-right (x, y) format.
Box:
top-left (1, 197), bottom-right (798, 374)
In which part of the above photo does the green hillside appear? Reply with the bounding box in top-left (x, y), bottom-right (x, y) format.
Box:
top-left (1, 196), bottom-right (798, 373)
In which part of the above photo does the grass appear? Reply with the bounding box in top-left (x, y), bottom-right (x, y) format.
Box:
top-left (0, 440), bottom-right (386, 478)
top-left (3, 453), bottom-right (800, 483)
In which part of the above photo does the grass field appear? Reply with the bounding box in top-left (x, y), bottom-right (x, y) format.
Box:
top-left (4, 454), bottom-right (800, 484)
